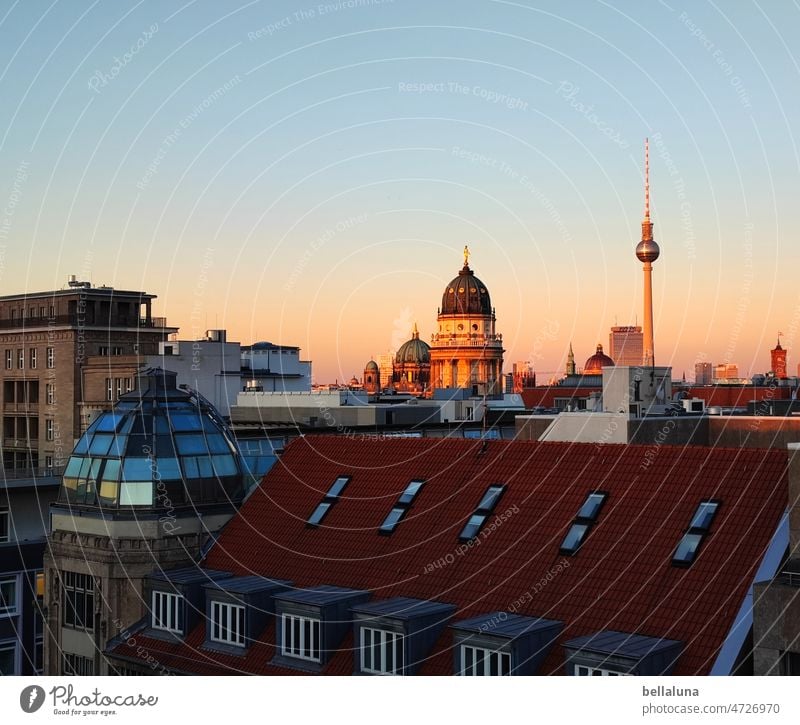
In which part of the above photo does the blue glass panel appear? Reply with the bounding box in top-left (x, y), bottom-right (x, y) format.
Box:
top-left (690, 502), bottom-right (718, 531)
top-left (120, 481), bottom-right (152, 506)
top-left (154, 434), bottom-right (177, 458)
top-left (673, 533), bottom-right (703, 564)
top-left (96, 413), bottom-right (124, 432)
top-left (108, 435), bottom-right (127, 457)
top-left (122, 458), bottom-right (153, 482)
top-left (459, 513), bottom-right (486, 540)
top-left (211, 455), bottom-right (237, 476)
top-left (154, 417), bottom-right (171, 434)
top-left (205, 434), bottom-right (230, 454)
top-left (398, 480), bottom-right (425, 505)
top-left (560, 523), bottom-right (589, 554)
top-left (307, 501), bottom-right (332, 526)
top-left (101, 459), bottom-right (120, 482)
top-left (155, 457), bottom-right (182, 481)
top-left (202, 417), bottom-right (221, 432)
top-left (477, 486), bottom-right (504, 512)
top-left (197, 457), bottom-right (213, 478)
top-left (182, 457), bottom-right (199, 479)
top-left (327, 476), bottom-right (350, 498)
top-left (577, 493), bottom-right (606, 521)
top-left (89, 458), bottom-right (102, 481)
top-left (65, 456), bottom-right (83, 477)
top-left (88, 435), bottom-right (113, 456)
top-left (73, 435), bottom-right (90, 455)
top-left (175, 434), bottom-right (208, 455)
top-left (170, 413), bottom-right (203, 431)
top-left (379, 507), bottom-right (406, 533)
top-left (78, 458), bottom-right (92, 480)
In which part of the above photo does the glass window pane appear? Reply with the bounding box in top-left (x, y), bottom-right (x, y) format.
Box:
top-left (308, 501), bottom-right (332, 526)
top-left (326, 476), bottom-right (349, 498)
top-left (122, 458), bottom-right (152, 481)
top-left (88, 435), bottom-right (113, 455)
top-left (182, 457), bottom-right (200, 479)
top-left (560, 523), bottom-right (589, 553)
top-left (398, 480), bottom-right (424, 505)
top-left (379, 507), bottom-right (406, 533)
top-left (175, 434), bottom-right (209, 455)
top-left (120, 481), bottom-right (152, 506)
top-left (690, 502), bottom-right (718, 530)
top-left (673, 532), bottom-right (703, 563)
top-left (197, 457), bottom-right (213, 478)
top-left (205, 435), bottom-right (230, 454)
top-left (101, 459), bottom-right (120, 482)
top-left (460, 513), bottom-right (486, 540)
top-left (211, 455), bottom-right (237, 476)
top-left (577, 493), bottom-right (606, 520)
top-left (363, 629), bottom-right (372, 671)
top-left (169, 413), bottom-right (203, 431)
top-left (477, 486), bottom-right (504, 512)
top-left (65, 456), bottom-right (83, 477)
top-left (96, 413), bottom-right (124, 432)
top-left (73, 435), bottom-right (90, 455)
top-left (108, 435), bottom-right (127, 457)
top-left (155, 457), bottom-right (182, 481)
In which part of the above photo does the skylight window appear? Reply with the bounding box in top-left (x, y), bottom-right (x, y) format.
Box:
top-left (306, 476), bottom-right (350, 527)
top-left (459, 485), bottom-right (505, 541)
top-left (559, 491), bottom-right (608, 556)
top-left (379, 480), bottom-right (425, 535)
top-left (672, 500), bottom-right (719, 567)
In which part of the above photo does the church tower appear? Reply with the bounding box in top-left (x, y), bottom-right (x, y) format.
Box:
top-left (566, 342), bottom-right (576, 376)
top-left (429, 247), bottom-right (504, 397)
top-left (771, 335), bottom-right (787, 379)
top-left (363, 359), bottom-right (380, 393)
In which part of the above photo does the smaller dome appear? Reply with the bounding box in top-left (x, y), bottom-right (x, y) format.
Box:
top-left (584, 344), bottom-right (615, 374)
top-left (365, 360), bottom-right (379, 371)
top-left (396, 326), bottom-right (430, 364)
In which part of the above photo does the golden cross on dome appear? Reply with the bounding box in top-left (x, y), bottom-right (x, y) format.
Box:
top-left (463, 244), bottom-right (470, 267)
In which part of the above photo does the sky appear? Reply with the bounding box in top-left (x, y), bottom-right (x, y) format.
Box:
top-left (0, 0), bottom-right (798, 383)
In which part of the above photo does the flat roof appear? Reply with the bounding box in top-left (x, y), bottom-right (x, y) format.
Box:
top-left (352, 597), bottom-right (455, 621)
top-left (564, 630), bottom-right (682, 659)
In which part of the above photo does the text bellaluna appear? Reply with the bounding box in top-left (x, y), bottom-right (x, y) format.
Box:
top-left (643, 686), bottom-right (700, 697)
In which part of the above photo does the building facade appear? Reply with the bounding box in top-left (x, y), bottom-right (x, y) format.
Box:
top-left (695, 362), bottom-right (713, 385)
top-left (608, 326), bottom-right (643, 366)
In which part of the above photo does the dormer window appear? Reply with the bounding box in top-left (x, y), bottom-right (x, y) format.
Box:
top-left (281, 613), bottom-right (321, 662)
top-left (210, 601), bottom-right (245, 647)
top-left (361, 627), bottom-right (404, 675)
top-left (152, 590), bottom-right (183, 634)
top-left (461, 644), bottom-right (511, 676)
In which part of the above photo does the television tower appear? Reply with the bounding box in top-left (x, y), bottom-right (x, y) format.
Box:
top-left (636, 138), bottom-right (660, 367)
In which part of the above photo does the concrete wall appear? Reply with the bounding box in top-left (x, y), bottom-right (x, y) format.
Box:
top-left (538, 412), bottom-right (629, 445)
top-left (627, 416), bottom-right (710, 447)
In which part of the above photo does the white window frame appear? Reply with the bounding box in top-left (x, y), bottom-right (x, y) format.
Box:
top-left (46, 347), bottom-right (54, 369)
top-left (105, 378), bottom-right (113, 402)
top-left (29, 348), bottom-right (37, 369)
top-left (280, 613), bottom-right (321, 662)
top-left (45, 419), bottom-right (54, 441)
top-left (574, 664), bottom-right (630, 676)
top-left (0, 575), bottom-right (20, 617)
top-left (17, 348), bottom-right (23, 369)
top-left (4, 350), bottom-right (11, 369)
top-left (360, 627), bottom-right (404, 675)
top-left (0, 639), bottom-right (19, 676)
top-left (210, 600), bottom-right (246, 647)
top-left (62, 652), bottom-right (94, 675)
top-left (0, 507), bottom-right (9, 543)
top-left (151, 590), bottom-right (183, 634)
top-left (460, 644), bottom-right (511, 676)
top-left (115, 377), bottom-right (124, 399)
top-left (46, 383), bottom-right (55, 405)
top-left (61, 571), bottom-right (94, 630)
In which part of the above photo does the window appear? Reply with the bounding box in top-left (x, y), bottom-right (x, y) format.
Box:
top-left (62, 652), bottom-right (95, 675)
top-left (672, 500), bottom-right (720, 567)
top-left (281, 613), bottom-right (321, 661)
top-left (152, 590), bottom-right (183, 633)
top-left (380, 480), bottom-right (425, 535)
top-left (46, 383), bottom-right (55, 405)
top-left (29, 348), bottom-right (37, 369)
top-left (113, 346), bottom-right (123, 356)
top-left (0, 641), bottom-right (17, 675)
top-left (361, 627), bottom-right (404, 675)
top-left (39, 306), bottom-right (45, 318)
top-left (98, 346), bottom-right (109, 356)
top-left (45, 455), bottom-right (53, 470)
top-left (0, 507), bottom-right (8, 543)
top-left (34, 636), bottom-right (43, 675)
top-left (46, 419), bottom-right (54, 441)
top-left (17, 348), bottom-right (23, 369)
top-left (4, 350), bottom-right (10, 369)
top-left (560, 491), bottom-right (608, 556)
top-left (46, 347), bottom-right (54, 368)
top-left (307, 475), bottom-right (350, 527)
top-left (115, 377), bottom-right (124, 399)
top-left (105, 378), bottom-right (113, 402)
top-left (460, 644), bottom-right (511, 676)
top-left (0, 576), bottom-right (18, 616)
top-left (62, 571), bottom-right (94, 630)
top-left (574, 665), bottom-right (629, 676)
top-left (459, 484), bottom-right (505, 541)
top-left (210, 601), bottom-right (246, 647)
top-left (29, 306), bottom-right (35, 318)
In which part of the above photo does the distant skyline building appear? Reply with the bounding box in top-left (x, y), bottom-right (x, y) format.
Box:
top-left (771, 336), bottom-right (788, 379)
top-left (609, 326), bottom-right (643, 367)
top-left (635, 139), bottom-right (660, 367)
top-left (695, 362), bottom-right (713, 385)
top-left (714, 363), bottom-right (740, 382)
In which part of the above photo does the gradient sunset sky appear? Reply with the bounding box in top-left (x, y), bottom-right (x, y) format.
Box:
top-left (1, 1), bottom-right (798, 382)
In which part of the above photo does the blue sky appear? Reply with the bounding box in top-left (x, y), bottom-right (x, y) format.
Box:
top-left (0, 0), bottom-right (798, 381)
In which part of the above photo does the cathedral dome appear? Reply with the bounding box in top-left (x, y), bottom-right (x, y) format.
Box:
top-left (441, 263), bottom-right (492, 315)
top-left (365, 360), bottom-right (379, 372)
top-left (396, 327), bottom-right (430, 364)
top-left (584, 344), bottom-right (615, 374)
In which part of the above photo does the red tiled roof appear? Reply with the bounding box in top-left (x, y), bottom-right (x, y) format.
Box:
top-left (110, 436), bottom-right (788, 676)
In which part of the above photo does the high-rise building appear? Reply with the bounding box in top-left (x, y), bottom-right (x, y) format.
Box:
top-left (695, 362), bottom-right (713, 385)
top-left (0, 279), bottom-right (175, 475)
top-left (609, 326), bottom-right (643, 366)
top-left (635, 139), bottom-right (660, 367)
top-left (714, 363), bottom-right (739, 382)
top-left (771, 337), bottom-right (788, 379)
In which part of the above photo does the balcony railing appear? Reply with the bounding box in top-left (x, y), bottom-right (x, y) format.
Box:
top-left (780, 569), bottom-right (800, 587)
top-left (3, 402), bottom-right (39, 413)
top-left (1, 465), bottom-right (64, 480)
top-left (0, 315), bottom-right (170, 330)
top-left (430, 334), bottom-right (503, 348)
top-left (1, 437), bottom-right (39, 448)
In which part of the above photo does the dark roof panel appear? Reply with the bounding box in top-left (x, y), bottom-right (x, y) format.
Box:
top-left (565, 630), bottom-right (683, 659)
top-left (451, 612), bottom-right (562, 639)
top-left (352, 597), bottom-right (455, 621)
top-left (274, 585), bottom-right (370, 606)
top-left (203, 576), bottom-right (293, 595)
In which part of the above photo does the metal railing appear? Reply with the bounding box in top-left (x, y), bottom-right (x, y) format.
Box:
top-left (0, 315), bottom-right (170, 330)
top-left (1, 465), bottom-right (64, 480)
top-left (781, 570), bottom-right (800, 587)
